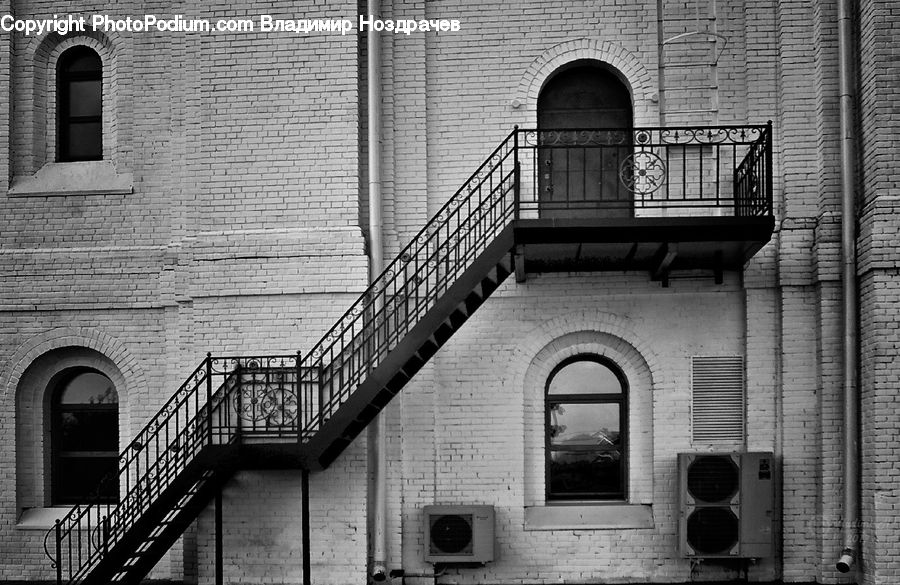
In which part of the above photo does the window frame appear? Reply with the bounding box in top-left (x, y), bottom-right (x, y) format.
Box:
top-left (50, 367), bottom-right (119, 505)
top-left (56, 45), bottom-right (103, 163)
top-left (544, 354), bottom-right (628, 501)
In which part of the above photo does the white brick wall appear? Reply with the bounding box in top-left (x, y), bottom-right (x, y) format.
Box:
top-left (0, 0), bottom-right (897, 583)
top-left (195, 447), bottom-right (367, 585)
top-left (0, 0), bottom-right (367, 581)
top-left (393, 273), bottom-right (756, 583)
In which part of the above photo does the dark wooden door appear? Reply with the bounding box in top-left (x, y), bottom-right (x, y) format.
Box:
top-left (537, 66), bottom-right (633, 218)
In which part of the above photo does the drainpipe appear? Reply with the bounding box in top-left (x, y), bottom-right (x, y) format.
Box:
top-left (835, 0), bottom-right (859, 574)
top-left (366, 0), bottom-right (388, 580)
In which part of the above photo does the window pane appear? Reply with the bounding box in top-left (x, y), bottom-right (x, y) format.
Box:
top-left (65, 121), bottom-right (102, 160)
top-left (548, 402), bottom-right (620, 448)
top-left (68, 80), bottom-right (101, 117)
top-left (56, 456), bottom-right (118, 503)
top-left (58, 409), bottom-right (118, 451)
top-left (548, 360), bottom-right (621, 395)
top-left (549, 449), bottom-right (623, 496)
top-left (59, 372), bottom-right (117, 405)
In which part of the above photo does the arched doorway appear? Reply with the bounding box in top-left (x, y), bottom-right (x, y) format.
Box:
top-left (537, 64), bottom-right (634, 218)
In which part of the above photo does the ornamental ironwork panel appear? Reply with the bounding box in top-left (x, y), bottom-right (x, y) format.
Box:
top-left (517, 125), bottom-right (771, 218)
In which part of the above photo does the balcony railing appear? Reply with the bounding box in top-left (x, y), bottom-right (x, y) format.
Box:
top-left (515, 124), bottom-right (772, 218)
top-left (44, 123), bottom-right (773, 585)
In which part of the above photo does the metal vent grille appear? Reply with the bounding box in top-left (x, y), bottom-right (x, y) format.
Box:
top-left (429, 514), bottom-right (474, 555)
top-left (691, 356), bottom-right (745, 444)
top-left (687, 455), bottom-right (739, 503)
top-left (686, 507), bottom-right (740, 554)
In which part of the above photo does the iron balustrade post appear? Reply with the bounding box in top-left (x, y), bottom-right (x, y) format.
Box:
top-left (296, 351), bottom-right (302, 440)
top-left (318, 362), bottom-right (325, 430)
top-left (54, 520), bottom-right (62, 585)
top-left (206, 353), bottom-right (213, 445)
top-left (102, 516), bottom-right (110, 556)
top-left (766, 120), bottom-right (773, 215)
top-left (513, 127), bottom-right (520, 220)
top-left (235, 363), bottom-right (242, 443)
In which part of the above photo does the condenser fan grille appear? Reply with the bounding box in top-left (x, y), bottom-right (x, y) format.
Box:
top-left (429, 514), bottom-right (473, 555)
top-left (686, 507), bottom-right (739, 555)
top-left (687, 455), bottom-right (739, 503)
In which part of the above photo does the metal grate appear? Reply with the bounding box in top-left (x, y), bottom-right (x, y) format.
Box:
top-left (429, 514), bottom-right (474, 555)
top-left (691, 356), bottom-right (745, 444)
top-left (687, 455), bottom-right (740, 503)
top-left (686, 507), bottom-right (739, 554)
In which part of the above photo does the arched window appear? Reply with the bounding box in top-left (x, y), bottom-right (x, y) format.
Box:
top-left (51, 369), bottom-right (119, 504)
top-left (537, 64), bottom-right (633, 218)
top-left (57, 46), bottom-right (102, 162)
top-left (546, 356), bottom-right (627, 500)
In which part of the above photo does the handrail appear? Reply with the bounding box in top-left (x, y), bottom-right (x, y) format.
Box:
top-left (515, 125), bottom-right (771, 215)
top-left (44, 124), bottom-right (772, 585)
top-left (297, 128), bottom-right (518, 368)
top-left (44, 354), bottom-right (304, 585)
top-left (297, 131), bottom-right (520, 431)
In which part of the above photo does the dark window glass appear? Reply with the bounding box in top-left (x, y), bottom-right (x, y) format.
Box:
top-left (52, 370), bottom-right (119, 504)
top-left (546, 356), bottom-right (627, 500)
top-left (57, 46), bottom-right (102, 162)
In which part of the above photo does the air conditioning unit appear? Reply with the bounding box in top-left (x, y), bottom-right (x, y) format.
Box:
top-left (423, 505), bottom-right (494, 563)
top-left (678, 452), bottom-right (775, 558)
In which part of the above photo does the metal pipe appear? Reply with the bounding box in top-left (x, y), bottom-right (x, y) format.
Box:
top-left (835, 0), bottom-right (859, 573)
top-left (366, 0), bottom-right (388, 580)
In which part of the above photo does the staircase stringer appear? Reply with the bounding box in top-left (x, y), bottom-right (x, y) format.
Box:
top-left (302, 227), bottom-right (516, 469)
top-left (295, 134), bottom-right (520, 463)
top-left (83, 446), bottom-right (240, 585)
top-left (47, 130), bottom-right (522, 585)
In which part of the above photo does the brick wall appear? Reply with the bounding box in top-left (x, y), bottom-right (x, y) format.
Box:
top-left (0, 0), bottom-right (895, 582)
top-left (0, 0), bottom-right (366, 581)
top-left (195, 449), bottom-right (368, 585)
top-left (857, 0), bottom-right (900, 582)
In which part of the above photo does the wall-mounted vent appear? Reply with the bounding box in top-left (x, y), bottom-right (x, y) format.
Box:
top-left (691, 356), bottom-right (744, 444)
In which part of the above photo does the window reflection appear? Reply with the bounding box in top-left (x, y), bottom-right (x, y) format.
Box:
top-left (546, 356), bottom-right (626, 500)
top-left (57, 46), bottom-right (102, 161)
top-left (52, 370), bottom-right (118, 504)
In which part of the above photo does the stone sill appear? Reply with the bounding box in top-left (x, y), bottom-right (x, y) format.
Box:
top-left (16, 507), bottom-right (73, 530)
top-left (525, 503), bottom-right (654, 530)
top-left (8, 161), bottom-right (133, 197)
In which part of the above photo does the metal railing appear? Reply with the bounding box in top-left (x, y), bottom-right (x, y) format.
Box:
top-left (44, 354), bottom-right (313, 585)
top-left (516, 124), bottom-right (772, 217)
top-left (45, 123), bottom-right (771, 584)
top-left (298, 128), bottom-right (520, 432)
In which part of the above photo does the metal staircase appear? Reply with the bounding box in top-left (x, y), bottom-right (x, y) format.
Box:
top-left (44, 125), bottom-right (774, 585)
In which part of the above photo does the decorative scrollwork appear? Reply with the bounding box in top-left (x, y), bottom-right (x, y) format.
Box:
top-left (634, 129), bottom-right (652, 145)
top-left (658, 126), bottom-right (763, 146)
top-left (522, 129), bottom-right (632, 147)
top-left (620, 150), bottom-right (667, 195)
top-left (522, 126), bottom-right (765, 148)
top-left (234, 373), bottom-right (299, 427)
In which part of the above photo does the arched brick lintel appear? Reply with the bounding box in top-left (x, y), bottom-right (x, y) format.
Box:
top-left (516, 39), bottom-right (659, 127)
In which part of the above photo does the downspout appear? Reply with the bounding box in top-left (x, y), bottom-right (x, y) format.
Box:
top-left (366, 0), bottom-right (388, 580)
top-left (835, 0), bottom-right (859, 574)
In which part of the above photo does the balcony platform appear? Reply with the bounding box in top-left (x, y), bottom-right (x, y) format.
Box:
top-left (513, 215), bottom-right (775, 281)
